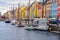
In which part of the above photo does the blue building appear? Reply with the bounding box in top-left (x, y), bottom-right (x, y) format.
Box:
top-left (50, 1), bottom-right (58, 19)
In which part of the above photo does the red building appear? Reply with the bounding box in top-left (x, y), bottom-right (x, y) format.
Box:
top-left (58, 0), bottom-right (60, 17)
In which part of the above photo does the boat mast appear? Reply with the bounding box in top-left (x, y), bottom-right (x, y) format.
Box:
top-left (27, 0), bottom-right (30, 24)
top-left (17, 2), bottom-right (20, 21)
top-left (7, 9), bottom-right (9, 19)
top-left (12, 4), bottom-right (15, 19)
top-left (42, 0), bottom-right (44, 18)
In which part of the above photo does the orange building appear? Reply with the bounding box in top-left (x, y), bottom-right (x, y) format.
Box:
top-left (27, 1), bottom-right (42, 18)
top-left (45, 0), bottom-right (52, 18)
top-left (5, 11), bottom-right (12, 19)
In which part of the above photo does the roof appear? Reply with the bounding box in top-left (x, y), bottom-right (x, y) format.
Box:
top-left (27, 1), bottom-right (42, 10)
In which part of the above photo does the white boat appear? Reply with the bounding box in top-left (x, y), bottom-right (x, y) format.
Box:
top-left (11, 19), bottom-right (16, 25)
top-left (15, 21), bottom-right (24, 27)
top-left (25, 24), bottom-right (35, 30)
top-left (32, 18), bottom-right (49, 30)
top-left (25, 18), bottom-right (49, 30)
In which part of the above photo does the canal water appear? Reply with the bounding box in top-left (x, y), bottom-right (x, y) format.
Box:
top-left (0, 21), bottom-right (60, 40)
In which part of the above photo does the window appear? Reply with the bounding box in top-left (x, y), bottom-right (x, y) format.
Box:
top-left (36, 21), bottom-right (39, 24)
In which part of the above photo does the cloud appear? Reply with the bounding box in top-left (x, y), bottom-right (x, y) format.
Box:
top-left (0, 0), bottom-right (44, 15)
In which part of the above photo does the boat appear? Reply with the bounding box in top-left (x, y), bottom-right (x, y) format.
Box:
top-left (11, 19), bottom-right (16, 25)
top-left (25, 18), bottom-right (49, 31)
top-left (5, 19), bottom-right (11, 23)
top-left (48, 1), bottom-right (59, 31)
top-left (32, 18), bottom-right (49, 31)
top-left (24, 17), bottom-right (35, 29)
top-left (16, 21), bottom-right (24, 27)
top-left (25, 24), bottom-right (35, 30)
top-left (48, 18), bottom-right (59, 31)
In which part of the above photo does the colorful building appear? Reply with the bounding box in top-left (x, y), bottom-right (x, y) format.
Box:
top-left (5, 11), bottom-right (12, 19)
top-left (4, 0), bottom-right (59, 20)
top-left (20, 5), bottom-right (27, 19)
top-left (50, 0), bottom-right (58, 19)
top-left (58, 0), bottom-right (60, 17)
top-left (45, 0), bottom-right (52, 18)
top-left (15, 5), bottom-right (27, 20)
top-left (27, 1), bottom-right (42, 18)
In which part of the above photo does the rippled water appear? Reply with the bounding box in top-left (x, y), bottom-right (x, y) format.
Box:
top-left (0, 21), bottom-right (60, 40)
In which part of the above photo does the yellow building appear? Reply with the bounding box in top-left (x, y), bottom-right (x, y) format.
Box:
top-left (20, 5), bottom-right (27, 19)
top-left (5, 11), bottom-right (12, 19)
top-left (15, 5), bottom-right (27, 20)
top-left (27, 1), bottom-right (42, 18)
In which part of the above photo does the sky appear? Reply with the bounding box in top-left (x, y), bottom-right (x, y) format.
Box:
top-left (0, 0), bottom-right (45, 15)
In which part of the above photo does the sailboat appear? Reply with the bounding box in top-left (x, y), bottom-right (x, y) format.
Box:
top-left (5, 9), bottom-right (11, 23)
top-left (11, 5), bottom-right (17, 25)
top-left (16, 3), bottom-right (24, 27)
top-left (25, 0), bottom-right (51, 31)
top-left (25, 0), bottom-right (35, 30)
